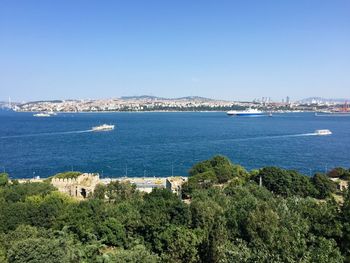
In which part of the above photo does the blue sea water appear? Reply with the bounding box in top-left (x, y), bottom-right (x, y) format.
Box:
top-left (0, 110), bottom-right (350, 179)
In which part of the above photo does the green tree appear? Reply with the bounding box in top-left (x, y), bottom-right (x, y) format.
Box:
top-left (0, 182), bottom-right (55, 203)
top-left (312, 173), bottom-right (337, 199)
top-left (0, 173), bottom-right (9, 187)
top-left (224, 184), bottom-right (271, 239)
top-left (96, 217), bottom-right (126, 247)
top-left (189, 189), bottom-right (229, 263)
top-left (25, 191), bottom-right (75, 228)
top-left (341, 188), bottom-right (350, 261)
top-left (139, 189), bottom-right (190, 248)
top-left (105, 201), bottom-right (142, 237)
top-left (7, 237), bottom-right (71, 263)
top-left (92, 184), bottom-right (106, 199)
top-left (93, 181), bottom-right (139, 202)
top-left (103, 244), bottom-right (159, 263)
top-left (54, 199), bottom-right (107, 243)
top-left (254, 167), bottom-right (317, 197)
top-left (217, 239), bottom-right (252, 263)
top-left (307, 236), bottom-right (343, 263)
top-left (156, 225), bottom-right (201, 263)
top-left (189, 160), bottom-right (213, 176)
top-left (0, 202), bottom-right (29, 232)
top-left (184, 170), bottom-right (218, 195)
top-left (189, 155), bottom-right (248, 184)
top-left (286, 197), bottom-right (342, 240)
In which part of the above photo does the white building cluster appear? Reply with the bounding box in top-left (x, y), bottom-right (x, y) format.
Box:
top-left (15, 96), bottom-right (238, 112)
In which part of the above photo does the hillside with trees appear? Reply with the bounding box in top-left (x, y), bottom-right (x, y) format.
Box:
top-left (0, 156), bottom-right (349, 263)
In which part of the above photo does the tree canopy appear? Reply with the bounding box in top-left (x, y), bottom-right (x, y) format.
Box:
top-left (0, 156), bottom-right (349, 262)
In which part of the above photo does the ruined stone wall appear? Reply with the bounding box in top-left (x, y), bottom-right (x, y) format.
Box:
top-left (51, 173), bottom-right (100, 199)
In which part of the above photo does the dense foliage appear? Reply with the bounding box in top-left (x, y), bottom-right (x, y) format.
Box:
top-left (328, 168), bottom-right (350, 181)
top-left (0, 156), bottom-right (349, 262)
top-left (50, 171), bottom-right (83, 180)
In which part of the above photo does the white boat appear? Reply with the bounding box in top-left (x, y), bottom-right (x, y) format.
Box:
top-left (33, 113), bottom-right (51, 117)
top-left (315, 129), bottom-right (332, 136)
top-left (92, 124), bottom-right (115, 131)
top-left (227, 108), bottom-right (264, 116)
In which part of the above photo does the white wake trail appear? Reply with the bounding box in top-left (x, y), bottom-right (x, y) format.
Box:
top-left (0, 129), bottom-right (94, 139)
top-left (264, 133), bottom-right (318, 139)
top-left (142, 132), bottom-right (321, 148)
top-left (207, 133), bottom-right (319, 144)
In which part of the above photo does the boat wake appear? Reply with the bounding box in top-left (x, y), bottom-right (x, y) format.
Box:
top-left (0, 129), bottom-right (94, 139)
top-left (1, 131), bottom-right (320, 141)
top-left (135, 132), bottom-right (323, 148)
top-left (210, 132), bottom-right (319, 143)
top-left (267, 132), bottom-right (319, 139)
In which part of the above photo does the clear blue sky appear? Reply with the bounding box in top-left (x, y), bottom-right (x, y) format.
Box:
top-left (0, 0), bottom-right (349, 102)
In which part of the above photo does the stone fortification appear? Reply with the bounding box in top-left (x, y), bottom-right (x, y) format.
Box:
top-left (18, 174), bottom-right (187, 198)
top-left (51, 173), bottom-right (100, 199)
top-left (166, 177), bottom-right (187, 195)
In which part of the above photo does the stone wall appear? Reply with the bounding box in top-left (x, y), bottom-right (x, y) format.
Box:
top-left (330, 178), bottom-right (349, 191)
top-left (51, 173), bottom-right (100, 199)
top-left (166, 177), bottom-right (187, 195)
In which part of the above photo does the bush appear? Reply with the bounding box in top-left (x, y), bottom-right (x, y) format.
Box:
top-left (52, 171), bottom-right (82, 179)
top-left (189, 155), bottom-right (248, 186)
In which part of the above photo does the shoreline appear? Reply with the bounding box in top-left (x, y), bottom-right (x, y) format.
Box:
top-left (13, 110), bottom-right (312, 114)
top-left (14, 110), bottom-right (228, 114)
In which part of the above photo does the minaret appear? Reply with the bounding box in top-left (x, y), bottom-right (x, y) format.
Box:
top-left (8, 97), bottom-right (12, 108)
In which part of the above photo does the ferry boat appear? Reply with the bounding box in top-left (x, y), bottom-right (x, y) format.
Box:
top-left (33, 112), bottom-right (51, 117)
top-left (48, 111), bottom-right (57, 116)
top-left (227, 108), bottom-right (264, 116)
top-left (92, 124), bottom-right (115, 132)
top-left (315, 129), bottom-right (332, 136)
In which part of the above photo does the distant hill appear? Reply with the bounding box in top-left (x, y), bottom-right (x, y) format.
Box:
top-left (13, 96), bottom-right (225, 105)
top-left (120, 95), bottom-right (165, 100)
top-left (120, 95), bottom-right (216, 101)
top-left (22, 100), bottom-right (67, 104)
top-left (176, 96), bottom-right (215, 101)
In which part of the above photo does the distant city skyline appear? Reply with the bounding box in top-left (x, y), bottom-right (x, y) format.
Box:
top-left (3, 95), bottom-right (350, 105)
top-left (1, 0), bottom-right (349, 102)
